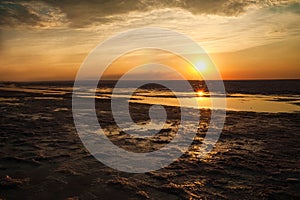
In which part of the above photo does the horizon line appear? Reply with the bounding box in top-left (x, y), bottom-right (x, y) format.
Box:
top-left (1, 78), bottom-right (300, 83)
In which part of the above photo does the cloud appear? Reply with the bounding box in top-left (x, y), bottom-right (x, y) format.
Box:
top-left (0, 1), bottom-right (69, 29)
top-left (43, 0), bottom-right (300, 27)
top-left (0, 1), bottom-right (40, 27)
top-left (0, 0), bottom-right (298, 29)
top-left (269, 1), bottom-right (300, 13)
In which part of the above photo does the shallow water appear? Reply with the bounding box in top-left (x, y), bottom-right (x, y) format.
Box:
top-left (129, 93), bottom-right (300, 113)
top-left (1, 85), bottom-right (299, 112)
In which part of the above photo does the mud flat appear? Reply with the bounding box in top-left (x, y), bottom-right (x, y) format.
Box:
top-left (0, 82), bottom-right (299, 199)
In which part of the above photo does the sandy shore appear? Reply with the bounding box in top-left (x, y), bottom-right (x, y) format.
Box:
top-left (0, 86), bottom-right (299, 199)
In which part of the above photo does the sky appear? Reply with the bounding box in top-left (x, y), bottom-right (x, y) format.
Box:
top-left (0, 0), bottom-right (300, 81)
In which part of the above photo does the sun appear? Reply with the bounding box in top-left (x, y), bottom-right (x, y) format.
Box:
top-left (196, 61), bottom-right (206, 71)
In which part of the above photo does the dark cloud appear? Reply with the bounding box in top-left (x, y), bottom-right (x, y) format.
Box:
top-left (0, 0), bottom-right (68, 28)
top-left (0, 0), bottom-right (297, 28)
top-left (40, 0), bottom-right (264, 26)
top-left (0, 1), bottom-right (40, 27)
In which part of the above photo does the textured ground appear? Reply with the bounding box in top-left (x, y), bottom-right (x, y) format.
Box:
top-left (0, 85), bottom-right (299, 199)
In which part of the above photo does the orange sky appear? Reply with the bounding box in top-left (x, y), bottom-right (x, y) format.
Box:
top-left (0, 1), bottom-right (299, 81)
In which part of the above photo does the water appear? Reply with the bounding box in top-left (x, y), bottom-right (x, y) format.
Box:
top-left (3, 80), bottom-right (298, 113)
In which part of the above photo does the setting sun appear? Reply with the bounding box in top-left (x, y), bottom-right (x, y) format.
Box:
top-left (195, 61), bottom-right (207, 71)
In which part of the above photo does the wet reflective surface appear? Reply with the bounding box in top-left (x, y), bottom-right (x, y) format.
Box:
top-left (0, 81), bottom-right (299, 199)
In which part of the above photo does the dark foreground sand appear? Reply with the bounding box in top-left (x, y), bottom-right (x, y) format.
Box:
top-left (0, 88), bottom-right (299, 200)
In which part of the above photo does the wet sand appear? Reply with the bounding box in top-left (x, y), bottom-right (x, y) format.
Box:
top-left (0, 84), bottom-right (300, 199)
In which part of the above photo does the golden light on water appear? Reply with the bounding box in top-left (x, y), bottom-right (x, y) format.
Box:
top-left (196, 90), bottom-right (205, 97)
